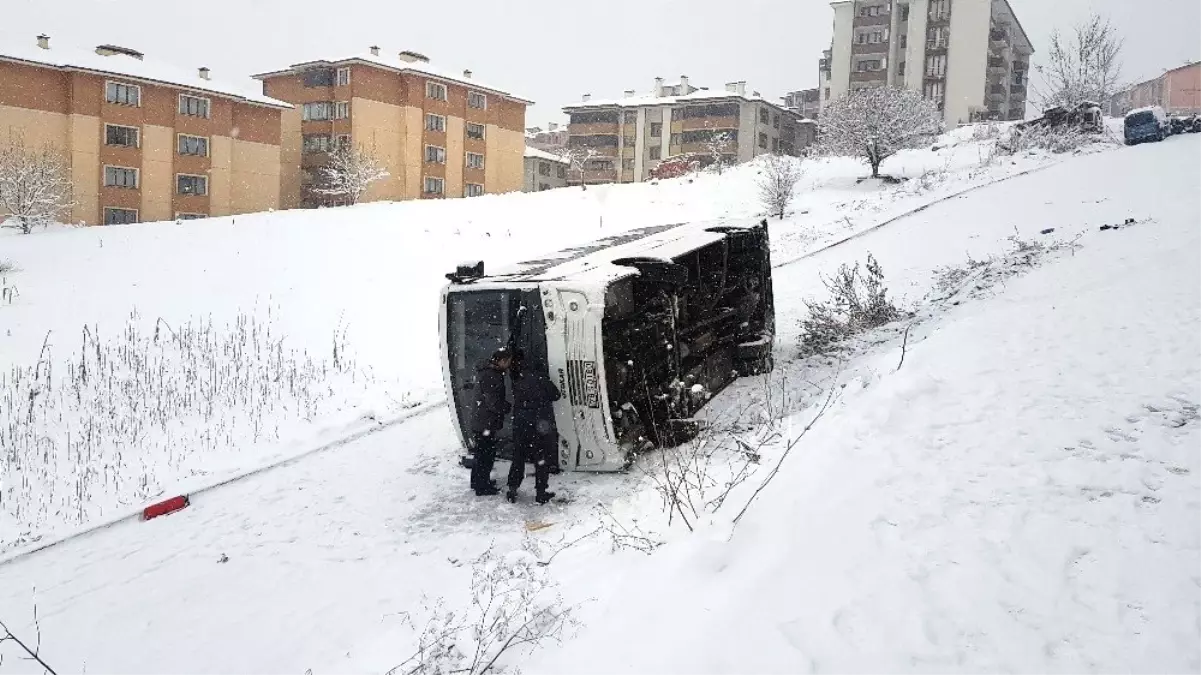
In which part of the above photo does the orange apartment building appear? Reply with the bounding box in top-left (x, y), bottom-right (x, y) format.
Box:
top-left (254, 48), bottom-right (531, 208)
top-left (0, 35), bottom-right (288, 226)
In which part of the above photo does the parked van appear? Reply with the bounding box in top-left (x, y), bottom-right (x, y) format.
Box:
top-left (1124, 106), bottom-right (1169, 145)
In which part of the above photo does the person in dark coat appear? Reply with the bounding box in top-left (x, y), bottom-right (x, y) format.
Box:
top-left (506, 363), bottom-right (561, 504)
top-left (469, 347), bottom-right (513, 496)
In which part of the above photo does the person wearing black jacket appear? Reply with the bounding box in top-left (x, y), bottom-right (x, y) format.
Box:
top-left (506, 363), bottom-right (562, 504)
top-left (469, 348), bottom-right (513, 496)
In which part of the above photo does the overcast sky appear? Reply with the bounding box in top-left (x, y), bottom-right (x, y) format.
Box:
top-left (3, 0), bottom-right (1198, 124)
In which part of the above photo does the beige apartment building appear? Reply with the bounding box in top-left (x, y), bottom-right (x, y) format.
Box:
top-left (562, 77), bottom-right (813, 185)
top-left (523, 147), bottom-right (569, 192)
top-left (0, 36), bottom-right (287, 225)
top-left (255, 49), bottom-right (531, 207)
top-left (819, 0), bottom-right (1033, 125)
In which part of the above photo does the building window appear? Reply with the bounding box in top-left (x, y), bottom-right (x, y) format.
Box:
top-left (104, 166), bottom-right (138, 188)
top-left (426, 113), bottom-right (447, 132)
top-left (569, 110), bottom-right (620, 125)
top-left (178, 94), bottom-right (210, 118)
top-left (466, 152), bottom-right (485, 170)
top-left (466, 183), bottom-right (484, 197)
top-left (177, 174), bottom-right (208, 196)
top-left (304, 68), bottom-right (335, 87)
top-left (929, 0), bottom-right (950, 21)
top-left (899, 61), bottom-right (907, 76)
top-left (334, 101), bottom-right (350, 119)
top-left (466, 122), bottom-right (486, 140)
top-left (178, 134), bottom-right (209, 156)
top-left (623, 111), bottom-right (637, 124)
top-left (103, 207), bottom-right (138, 225)
top-left (468, 91), bottom-right (487, 109)
top-left (424, 176), bottom-right (445, 195)
top-left (623, 135), bottom-right (635, 146)
top-left (857, 59), bottom-right (885, 72)
top-left (106, 81), bottom-right (140, 106)
top-left (649, 145), bottom-right (661, 159)
top-left (758, 132), bottom-right (768, 149)
top-left (622, 158), bottom-right (635, 170)
top-left (557, 165), bottom-right (567, 178)
top-left (824, 87), bottom-right (831, 99)
top-left (925, 54), bottom-right (947, 77)
top-left (426, 81), bottom-right (448, 101)
top-left (923, 81), bottom-right (946, 106)
top-left (336, 67), bottom-right (351, 86)
top-left (538, 162), bottom-right (551, 176)
top-left (773, 114), bottom-right (780, 129)
top-left (425, 145), bottom-right (447, 164)
top-left (669, 133), bottom-right (681, 146)
top-left (759, 108), bottom-right (769, 125)
top-left (335, 134), bottom-right (351, 150)
top-left (176, 212), bottom-right (206, 221)
top-left (105, 124), bottom-right (139, 148)
top-left (650, 122), bottom-right (662, 138)
top-left (588, 159), bottom-right (614, 171)
top-left (303, 134), bottom-right (332, 153)
top-left (771, 138), bottom-right (779, 152)
top-left (927, 26), bottom-right (949, 49)
top-left (302, 102), bottom-right (335, 121)
top-left (900, 4), bottom-right (910, 20)
top-left (900, 34), bottom-right (908, 48)
top-left (859, 3), bottom-right (887, 17)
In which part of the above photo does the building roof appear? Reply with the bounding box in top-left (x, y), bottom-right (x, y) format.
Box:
top-left (563, 87), bottom-right (796, 113)
top-left (254, 51), bottom-right (534, 104)
top-left (524, 146), bottom-right (569, 163)
top-left (0, 39), bottom-right (291, 109)
top-left (994, 0), bottom-right (1034, 54)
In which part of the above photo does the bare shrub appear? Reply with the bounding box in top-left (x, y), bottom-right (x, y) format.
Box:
top-left (757, 154), bottom-right (805, 219)
top-left (389, 541), bottom-right (578, 675)
top-left (0, 599), bottom-right (57, 674)
top-left (0, 308), bottom-right (378, 550)
top-left (800, 253), bottom-right (905, 356)
top-left (1035, 13), bottom-right (1124, 110)
top-left (929, 232), bottom-right (1084, 305)
top-left (0, 260), bottom-right (16, 275)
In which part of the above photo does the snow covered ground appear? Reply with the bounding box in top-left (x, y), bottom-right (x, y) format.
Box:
top-left (0, 127), bottom-right (1053, 550)
top-left (3, 130), bottom-right (1197, 674)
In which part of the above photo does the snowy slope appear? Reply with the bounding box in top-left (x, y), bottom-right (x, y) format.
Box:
top-left (0, 129), bottom-right (1054, 550)
top-left (4, 132), bottom-right (1191, 675)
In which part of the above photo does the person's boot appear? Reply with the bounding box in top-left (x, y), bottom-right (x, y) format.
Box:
top-left (475, 485), bottom-right (500, 497)
top-left (505, 489), bottom-right (519, 503)
top-left (535, 491), bottom-right (556, 505)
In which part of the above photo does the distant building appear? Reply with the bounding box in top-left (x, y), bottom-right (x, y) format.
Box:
top-left (523, 147), bottom-right (568, 192)
top-left (526, 123), bottom-right (568, 153)
top-left (1108, 62), bottom-right (1201, 116)
top-left (820, 0), bottom-right (1034, 125)
top-left (0, 34), bottom-right (289, 226)
top-left (562, 77), bottom-right (812, 185)
top-left (782, 88), bottom-right (822, 120)
top-left (255, 48), bottom-right (531, 208)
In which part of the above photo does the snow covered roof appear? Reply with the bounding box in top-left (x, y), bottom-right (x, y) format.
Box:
top-left (254, 52), bottom-right (534, 104)
top-left (564, 88), bottom-right (771, 110)
top-left (0, 40), bottom-right (291, 109)
top-left (451, 217), bottom-right (762, 289)
top-left (524, 147), bottom-right (568, 164)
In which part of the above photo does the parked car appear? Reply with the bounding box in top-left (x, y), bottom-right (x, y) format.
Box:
top-left (1124, 106), bottom-right (1170, 145)
top-left (1169, 115), bottom-right (1191, 135)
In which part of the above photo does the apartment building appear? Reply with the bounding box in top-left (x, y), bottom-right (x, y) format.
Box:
top-left (526, 123), bottom-right (569, 153)
top-left (562, 78), bottom-right (812, 185)
top-left (1108, 62), bottom-right (1201, 116)
top-left (523, 147), bottom-right (569, 192)
top-left (782, 89), bottom-right (822, 119)
top-left (819, 0), bottom-right (1034, 125)
top-left (255, 49), bottom-right (531, 207)
top-left (0, 36), bottom-right (287, 225)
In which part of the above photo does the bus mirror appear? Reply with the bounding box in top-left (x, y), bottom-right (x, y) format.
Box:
top-left (446, 260), bottom-right (485, 283)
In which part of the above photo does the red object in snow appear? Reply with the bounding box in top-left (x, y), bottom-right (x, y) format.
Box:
top-left (143, 495), bottom-right (190, 520)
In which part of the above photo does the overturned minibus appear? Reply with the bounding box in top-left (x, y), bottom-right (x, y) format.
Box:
top-left (439, 218), bottom-right (775, 472)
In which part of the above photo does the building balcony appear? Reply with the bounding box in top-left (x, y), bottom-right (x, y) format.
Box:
top-left (852, 41), bottom-right (891, 55)
top-left (990, 29), bottom-right (1009, 43)
top-left (988, 56), bottom-right (1007, 71)
top-left (853, 13), bottom-right (892, 27)
top-left (568, 122), bottom-right (620, 136)
top-left (1010, 84), bottom-right (1027, 97)
top-left (850, 70), bottom-right (888, 83)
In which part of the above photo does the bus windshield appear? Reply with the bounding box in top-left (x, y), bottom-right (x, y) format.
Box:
top-left (445, 288), bottom-right (548, 453)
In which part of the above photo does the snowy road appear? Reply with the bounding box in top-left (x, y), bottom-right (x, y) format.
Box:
top-left (1, 135), bottom-right (1198, 673)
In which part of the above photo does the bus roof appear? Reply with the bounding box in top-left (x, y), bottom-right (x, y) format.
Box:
top-left (450, 218), bottom-right (757, 288)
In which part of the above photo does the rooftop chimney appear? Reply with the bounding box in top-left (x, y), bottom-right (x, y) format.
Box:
top-left (199, 67), bottom-right (211, 80)
top-left (654, 76), bottom-right (665, 94)
top-left (369, 45), bottom-right (380, 56)
top-left (548, 122), bottom-right (559, 131)
top-left (36, 34), bottom-right (49, 50)
top-left (680, 75), bottom-right (690, 91)
top-left (752, 90), bottom-right (761, 97)
top-left (398, 50), bottom-right (430, 63)
top-left (582, 93), bottom-right (592, 103)
top-left (463, 69), bottom-right (473, 79)
top-left (623, 89), bottom-right (635, 98)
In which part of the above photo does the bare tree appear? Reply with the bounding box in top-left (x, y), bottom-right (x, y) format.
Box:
top-left (311, 142), bottom-right (389, 205)
top-left (562, 146), bottom-right (600, 188)
top-left (757, 154), bottom-right (804, 219)
top-left (0, 133), bottom-right (74, 234)
top-left (1, 600), bottom-right (58, 675)
top-left (1035, 13), bottom-right (1124, 109)
top-left (818, 86), bottom-right (943, 178)
top-left (702, 131), bottom-right (735, 174)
